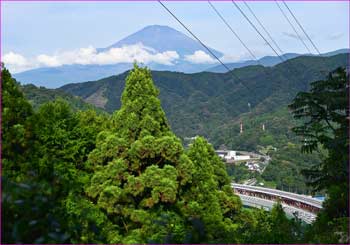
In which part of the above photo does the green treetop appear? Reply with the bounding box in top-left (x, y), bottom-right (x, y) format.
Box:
top-left (113, 64), bottom-right (171, 140)
top-left (86, 65), bottom-right (195, 243)
top-left (183, 137), bottom-right (241, 243)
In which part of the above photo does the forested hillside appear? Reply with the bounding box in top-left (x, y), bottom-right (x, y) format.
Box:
top-left (3, 64), bottom-right (348, 243)
top-left (20, 54), bottom-right (348, 195)
top-left (59, 54), bottom-right (347, 143)
top-left (3, 64), bottom-right (308, 243)
top-left (21, 84), bottom-right (100, 111)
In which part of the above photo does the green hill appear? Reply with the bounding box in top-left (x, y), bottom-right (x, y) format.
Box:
top-left (20, 84), bottom-right (101, 112)
top-left (60, 54), bottom-right (348, 144)
top-left (20, 53), bottom-right (348, 194)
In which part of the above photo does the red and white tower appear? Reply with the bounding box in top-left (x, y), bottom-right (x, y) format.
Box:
top-left (240, 121), bottom-right (243, 134)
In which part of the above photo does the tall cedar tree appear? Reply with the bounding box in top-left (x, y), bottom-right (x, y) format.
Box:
top-left (85, 65), bottom-right (242, 243)
top-left (86, 65), bottom-right (195, 243)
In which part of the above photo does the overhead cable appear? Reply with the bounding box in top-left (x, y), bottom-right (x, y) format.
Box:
top-left (275, 0), bottom-right (312, 54)
top-left (158, 0), bottom-right (232, 73)
top-left (243, 1), bottom-right (285, 56)
top-left (232, 0), bottom-right (285, 63)
top-left (282, 1), bottom-right (322, 55)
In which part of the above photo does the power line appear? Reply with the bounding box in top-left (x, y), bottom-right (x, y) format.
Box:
top-left (231, 0), bottom-right (304, 92)
top-left (158, 0), bottom-right (258, 103)
top-left (208, 1), bottom-right (259, 62)
top-left (275, 0), bottom-right (312, 54)
top-left (282, 1), bottom-right (322, 55)
top-left (158, 0), bottom-right (232, 73)
top-left (232, 1), bottom-right (285, 63)
top-left (243, 1), bottom-right (284, 56)
top-left (208, 1), bottom-right (273, 80)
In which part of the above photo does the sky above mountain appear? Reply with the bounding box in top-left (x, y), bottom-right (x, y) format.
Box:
top-left (2, 1), bottom-right (349, 73)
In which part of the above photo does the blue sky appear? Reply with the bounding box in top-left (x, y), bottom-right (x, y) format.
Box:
top-left (2, 1), bottom-right (349, 73)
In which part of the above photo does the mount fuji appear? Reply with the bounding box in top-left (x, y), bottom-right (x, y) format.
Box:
top-left (14, 25), bottom-right (223, 88)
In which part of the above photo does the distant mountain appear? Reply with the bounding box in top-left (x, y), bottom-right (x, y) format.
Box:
top-left (13, 25), bottom-right (222, 88)
top-left (13, 22), bottom-right (348, 88)
top-left (322, 48), bottom-right (350, 57)
top-left (57, 54), bottom-right (347, 142)
top-left (14, 64), bottom-right (133, 89)
top-left (207, 48), bottom-right (350, 73)
top-left (98, 25), bottom-right (222, 57)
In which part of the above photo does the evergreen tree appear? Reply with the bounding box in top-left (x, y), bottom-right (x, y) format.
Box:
top-left (1, 65), bottom-right (70, 243)
top-left (2, 65), bottom-right (109, 243)
top-left (2, 65), bottom-right (35, 177)
top-left (86, 64), bottom-right (195, 243)
top-left (183, 137), bottom-right (241, 243)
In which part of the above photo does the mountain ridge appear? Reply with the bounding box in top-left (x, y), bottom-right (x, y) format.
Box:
top-left (12, 22), bottom-right (348, 88)
top-left (207, 48), bottom-right (350, 73)
top-left (13, 25), bottom-right (222, 88)
top-left (58, 53), bottom-right (348, 143)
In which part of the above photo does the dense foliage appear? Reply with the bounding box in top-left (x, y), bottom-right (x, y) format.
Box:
top-left (289, 67), bottom-right (349, 243)
top-left (24, 54), bottom-right (346, 195)
top-left (2, 65), bottom-right (110, 243)
top-left (2, 63), bottom-right (348, 243)
top-left (59, 54), bottom-right (347, 141)
top-left (21, 83), bottom-right (99, 111)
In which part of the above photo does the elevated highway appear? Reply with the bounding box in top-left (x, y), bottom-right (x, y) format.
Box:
top-left (232, 183), bottom-right (323, 224)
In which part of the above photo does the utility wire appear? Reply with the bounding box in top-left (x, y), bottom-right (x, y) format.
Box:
top-left (208, 1), bottom-right (259, 62)
top-left (275, 0), bottom-right (312, 54)
top-left (231, 0), bottom-right (303, 92)
top-left (243, 1), bottom-right (284, 56)
top-left (158, 0), bottom-right (256, 102)
top-left (158, 0), bottom-right (232, 72)
top-left (282, 1), bottom-right (322, 55)
top-left (277, 1), bottom-right (328, 76)
top-left (232, 0), bottom-right (285, 63)
top-left (208, 1), bottom-right (273, 80)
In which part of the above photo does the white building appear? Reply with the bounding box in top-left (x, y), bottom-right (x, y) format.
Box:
top-left (215, 150), bottom-right (250, 162)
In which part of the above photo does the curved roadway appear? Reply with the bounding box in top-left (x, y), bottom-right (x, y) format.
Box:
top-left (232, 183), bottom-right (323, 224)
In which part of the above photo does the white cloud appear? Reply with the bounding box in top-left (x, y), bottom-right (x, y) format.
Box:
top-left (36, 44), bottom-right (179, 66)
top-left (2, 52), bottom-right (34, 73)
top-left (37, 54), bottom-right (61, 67)
top-left (2, 44), bottom-right (180, 73)
top-left (221, 52), bottom-right (254, 63)
top-left (184, 50), bottom-right (217, 64)
top-left (3, 52), bottom-right (27, 66)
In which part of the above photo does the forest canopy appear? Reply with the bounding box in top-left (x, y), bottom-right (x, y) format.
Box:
top-left (1, 64), bottom-right (348, 243)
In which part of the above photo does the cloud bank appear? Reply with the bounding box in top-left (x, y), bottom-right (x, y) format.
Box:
top-left (2, 52), bottom-right (32, 73)
top-left (2, 45), bottom-right (231, 74)
top-left (2, 44), bottom-right (182, 73)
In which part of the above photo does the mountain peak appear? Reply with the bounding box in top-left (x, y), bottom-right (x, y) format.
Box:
top-left (141, 24), bottom-right (177, 31)
top-left (101, 25), bottom-right (222, 57)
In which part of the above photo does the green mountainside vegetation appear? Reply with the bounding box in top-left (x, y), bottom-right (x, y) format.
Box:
top-left (21, 84), bottom-right (101, 112)
top-left (59, 54), bottom-right (347, 141)
top-left (21, 54), bottom-right (347, 194)
top-left (2, 63), bottom-right (348, 243)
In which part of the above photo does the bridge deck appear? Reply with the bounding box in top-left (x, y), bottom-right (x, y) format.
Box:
top-left (238, 194), bottom-right (317, 224)
top-left (232, 183), bottom-right (323, 208)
